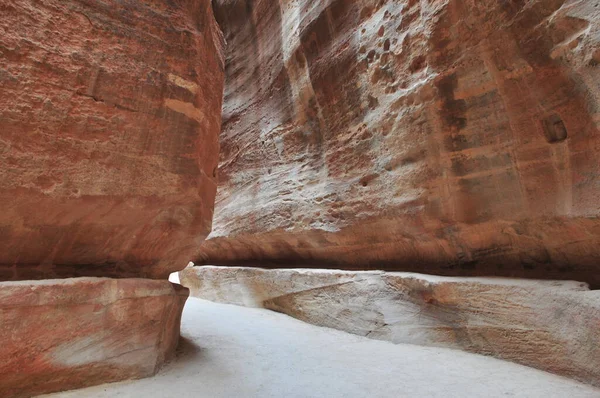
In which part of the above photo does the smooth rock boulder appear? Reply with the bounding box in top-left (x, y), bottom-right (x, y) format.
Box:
top-left (200, 0), bottom-right (600, 286)
top-left (180, 266), bottom-right (600, 387)
top-left (0, 0), bottom-right (225, 280)
top-left (0, 278), bottom-right (188, 397)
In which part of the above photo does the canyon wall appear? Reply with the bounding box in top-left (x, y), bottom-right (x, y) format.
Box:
top-left (0, 1), bottom-right (223, 394)
top-left (200, 0), bottom-right (600, 285)
top-left (0, 0), bottom-right (224, 280)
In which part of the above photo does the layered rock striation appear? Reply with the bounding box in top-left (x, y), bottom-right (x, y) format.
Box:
top-left (0, 0), bottom-right (225, 280)
top-left (200, 0), bottom-right (600, 285)
top-left (181, 266), bottom-right (600, 387)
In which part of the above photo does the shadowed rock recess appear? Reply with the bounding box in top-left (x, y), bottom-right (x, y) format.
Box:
top-left (199, 0), bottom-right (600, 287)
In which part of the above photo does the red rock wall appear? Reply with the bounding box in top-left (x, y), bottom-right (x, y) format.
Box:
top-left (199, 0), bottom-right (600, 286)
top-left (0, 0), bottom-right (224, 280)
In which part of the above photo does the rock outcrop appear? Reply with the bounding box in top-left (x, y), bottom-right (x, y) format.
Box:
top-left (180, 266), bottom-right (600, 387)
top-left (0, 0), bottom-right (224, 280)
top-left (0, 278), bottom-right (188, 397)
top-left (199, 0), bottom-right (600, 286)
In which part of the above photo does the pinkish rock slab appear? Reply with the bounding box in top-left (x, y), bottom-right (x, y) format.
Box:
top-left (181, 266), bottom-right (600, 387)
top-left (0, 277), bottom-right (188, 397)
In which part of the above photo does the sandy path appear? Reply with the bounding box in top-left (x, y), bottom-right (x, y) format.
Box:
top-left (45, 298), bottom-right (600, 398)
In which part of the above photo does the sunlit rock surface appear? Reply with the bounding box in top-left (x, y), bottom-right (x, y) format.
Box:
top-left (199, 0), bottom-right (600, 286)
top-left (0, 0), bottom-right (225, 280)
top-left (181, 266), bottom-right (600, 387)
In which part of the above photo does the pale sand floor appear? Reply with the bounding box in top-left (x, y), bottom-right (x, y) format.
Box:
top-left (46, 298), bottom-right (600, 398)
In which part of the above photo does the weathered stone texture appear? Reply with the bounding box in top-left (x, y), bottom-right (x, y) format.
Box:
top-left (199, 0), bottom-right (600, 286)
top-left (0, 0), bottom-right (225, 280)
top-left (180, 266), bottom-right (600, 387)
top-left (0, 278), bottom-right (188, 397)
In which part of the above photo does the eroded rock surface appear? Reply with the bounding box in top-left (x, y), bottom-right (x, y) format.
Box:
top-left (0, 0), bottom-right (224, 280)
top-left (180, 266), bottom-right (600, 387)
top-left (200, 0), bottom-right (600, 285)
top-left (0, 278), bottom-right (188, 397)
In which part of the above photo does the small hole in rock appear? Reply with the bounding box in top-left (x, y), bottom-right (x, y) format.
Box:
top-left (542, 114), bottom-right (568, 143)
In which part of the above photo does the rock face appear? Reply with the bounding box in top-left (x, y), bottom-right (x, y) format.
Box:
top-left (0, 0), bottom-right (225, 280)
top-left (0, 278), bottom-right (188, 397)
top-left (200, 0), bottom-right (600, 286)
top-left (180, 266), bottom-right (600, 387)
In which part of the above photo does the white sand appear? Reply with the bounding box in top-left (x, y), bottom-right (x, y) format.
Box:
top-left (46, 298), bottom-right (600, 398)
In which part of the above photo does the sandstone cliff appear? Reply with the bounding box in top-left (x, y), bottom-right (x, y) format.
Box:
top-left (199, 0), bottom-right (600, 286)
top-left (0, 0), bottom-right (224, 280)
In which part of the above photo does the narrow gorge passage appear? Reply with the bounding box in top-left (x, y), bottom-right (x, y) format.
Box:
top-left (44, 298), bottom-right (600, 398)
top-left (2, 0), bottom-right (600, 395)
